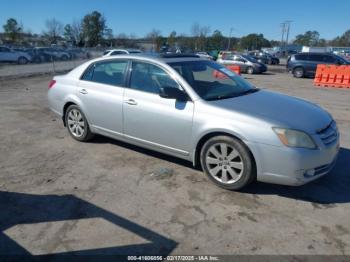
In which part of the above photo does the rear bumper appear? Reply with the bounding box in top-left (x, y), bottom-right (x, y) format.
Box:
top-left (247, 139), bottom-right (340, 186)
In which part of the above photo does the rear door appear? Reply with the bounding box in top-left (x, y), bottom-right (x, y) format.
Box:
top-left (307, 54), bottom-right (323, 75)
top-left (77, 59), bottom-right (129, 136)
top-left (123, 61), bottom-right (194, 155)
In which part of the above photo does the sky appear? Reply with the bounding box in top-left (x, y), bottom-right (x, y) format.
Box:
top-left (1, 0), bottom-right (349, 40)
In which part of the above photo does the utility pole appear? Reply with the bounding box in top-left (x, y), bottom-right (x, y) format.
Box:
top-left (227, 27), bottom-right (234, 51)
top-left (280, 22), bottom-right (287, 54)
top-left (285, 20), bottom-right (293, 46)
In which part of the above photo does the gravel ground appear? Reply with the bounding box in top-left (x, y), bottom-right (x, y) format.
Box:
top-left (0, 67), bottom-right (350, 258)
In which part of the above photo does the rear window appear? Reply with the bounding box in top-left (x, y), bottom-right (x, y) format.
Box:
top-left (111, 51), bottom-right (126, 55)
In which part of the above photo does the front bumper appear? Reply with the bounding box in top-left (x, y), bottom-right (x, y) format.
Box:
top-left (247, 139), bottom-right (340, 186)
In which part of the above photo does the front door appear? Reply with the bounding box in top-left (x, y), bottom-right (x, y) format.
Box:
top-left (123, 61), bottom-right (194, 155)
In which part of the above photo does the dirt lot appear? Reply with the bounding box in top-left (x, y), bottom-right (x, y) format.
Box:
top-left (0, 67), bottom-right (350, 257)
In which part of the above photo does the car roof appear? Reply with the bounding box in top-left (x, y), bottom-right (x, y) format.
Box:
top-left (94, 53), bottom-right (203, 63)
top-left (295, 52), bottom-right (334, 56)
top-left (106, 48), bottom-right (141, 52)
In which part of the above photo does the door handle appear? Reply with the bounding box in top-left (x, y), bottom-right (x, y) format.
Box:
top-left (124, 99), bottom-right (137, 105)
top-left (79, 89), bottom-right (88, 95)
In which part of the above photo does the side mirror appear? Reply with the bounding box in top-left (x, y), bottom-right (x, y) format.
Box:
top-left (159, 87), bottom-right (188, 101)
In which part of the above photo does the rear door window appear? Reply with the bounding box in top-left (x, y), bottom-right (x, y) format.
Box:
top-left (81, 60), bottom-right (128, 86)
top-left (308, 54), bottom-right (323, 62)
top-left (294, 54), bottom-right (308, 61)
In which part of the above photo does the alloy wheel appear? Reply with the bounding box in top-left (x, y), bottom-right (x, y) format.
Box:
top-left (205, 143), bottom-right (244, 184)
top-left (67, 109), bottom-right (85, 138)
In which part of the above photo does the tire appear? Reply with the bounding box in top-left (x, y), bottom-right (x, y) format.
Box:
top-left (246, 66), bottom-right (254, 74)
top-left (33, 56), bottom-right (42, 64)
top-left (18, 57), bottom-right (28, 65)
top-left (293, 67), bottom-right (304, 78)
top-left (65, 105), bottom-right (94, 142)
top-left (200, 136), bottom-right (256, 190)
top-left (61, 55), bottom-right (68, 61)
top-left (268, 60), bottom-right (272, 65)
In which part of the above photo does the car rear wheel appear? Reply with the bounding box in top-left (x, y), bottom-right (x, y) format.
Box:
top-left (200, 136), bottom-right (255, 190)
top-left (246, 66), bottom-right (254, 74)
top-left (293, 67), bottom-right (304, 78)
top-left (65, 105), bottom-right (94, 142)
top-left (18, 57), bottom-right (28, 65)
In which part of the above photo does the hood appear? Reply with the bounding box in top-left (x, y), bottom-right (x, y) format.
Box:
top-left (208, 90), bottom-right (332, 134)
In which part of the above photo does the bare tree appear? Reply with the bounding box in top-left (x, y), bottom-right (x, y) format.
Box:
top-left (191, 22), bottom-right (201, 37)
top-left (199, 26), bottom-right (211, 50)
top-left (44, 18), bottom-right (63, 44)
top-left (71, 19), bottom-right (83, 46)
top-left (146, 29), bottom-right (161, 51)
top-left (191, 22), bottom-right (210, 50)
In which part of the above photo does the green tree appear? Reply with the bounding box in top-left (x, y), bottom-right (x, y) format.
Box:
top-left (104, 28), bottom-right (114, 47)
top-left (269, 40), bottom-right (280, 47)
top-left (63, 24), bottom-right (73, 42)
top-left (293, 31), bottom-right (320, 46)
top-left (208, 30), bottom-right (225, 50)
top-left (167, 31), bottom-right (177, 46)
top-left (81, 11), bottom-right (106, 47)
top-left (240, 34), bottom-right (271, 50)
top-left (3, 18), bottom-right (22, 43)
top-left (330, 30), bottom-right (350, 46)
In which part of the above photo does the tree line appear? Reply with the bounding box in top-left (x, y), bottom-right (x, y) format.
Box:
top-left (1, 11), bottom-right (350, 51)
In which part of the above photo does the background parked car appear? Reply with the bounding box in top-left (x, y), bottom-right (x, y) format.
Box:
top-left (248, 51), bottom-right (280, 65)
top-left (34, 47), bottom-right (71, 61)
top-left (287, 52), bottom-right (350, 78)
top-left (217, 53), bottom-right (267, 74)
top-left (103, 49), bottom-right (142, 57)
top-left (0, 46), bottom-right (32, 64)
top-left (195, 51), bottom-right (213, 60)
top-left (66, 48), bottom-right (91, 60)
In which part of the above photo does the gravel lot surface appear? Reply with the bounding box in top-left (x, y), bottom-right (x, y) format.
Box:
top-left (0, 66), bottom-right (349, 257)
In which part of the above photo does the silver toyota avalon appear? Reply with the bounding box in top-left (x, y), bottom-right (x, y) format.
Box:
top-left (48, 54), bottom-right (339, 190)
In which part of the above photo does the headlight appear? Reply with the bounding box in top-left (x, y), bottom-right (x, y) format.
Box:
top-left (273, 128), bottom-right (317, 149)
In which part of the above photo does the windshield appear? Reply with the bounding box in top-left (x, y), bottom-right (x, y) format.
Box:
top-left (335, 54), bottom-right (350, 64)
top-left (241, 55), bottom-right (258, 63)
top-left (168, 60), bottom-right (257, 101)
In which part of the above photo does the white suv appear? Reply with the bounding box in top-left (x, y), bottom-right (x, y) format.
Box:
top-left (102, 49), bottom-right (142, 57)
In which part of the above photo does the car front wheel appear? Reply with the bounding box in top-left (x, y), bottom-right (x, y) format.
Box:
top-left (65, 105), bottom-right (94, 142)
top-left (200, 136), bottom-right (255, 190)
top-left (18, 57), bottom-right (28, 65)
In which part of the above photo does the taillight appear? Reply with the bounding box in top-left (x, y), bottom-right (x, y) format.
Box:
top-left (48, 80), bottom-right (56, 89)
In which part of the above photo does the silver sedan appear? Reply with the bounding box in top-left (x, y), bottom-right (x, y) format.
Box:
top-left (48, 54), bottom-right (339, 190)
